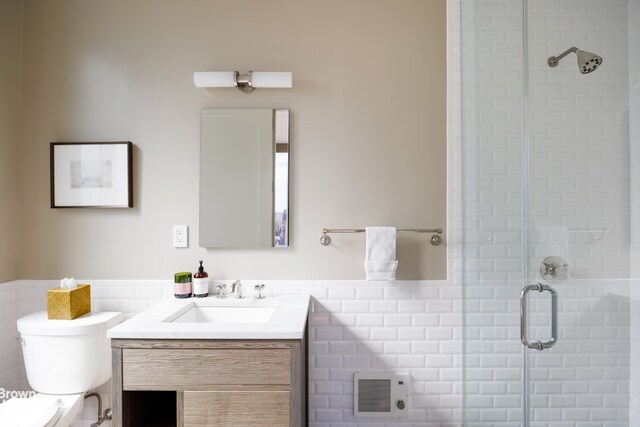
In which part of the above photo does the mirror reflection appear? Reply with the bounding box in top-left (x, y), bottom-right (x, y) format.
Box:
top-left (199, 109), bottom-right (289, 248)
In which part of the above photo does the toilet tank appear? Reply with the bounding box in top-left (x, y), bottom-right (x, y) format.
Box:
top-left (17, 311), bottom-right (123, 394)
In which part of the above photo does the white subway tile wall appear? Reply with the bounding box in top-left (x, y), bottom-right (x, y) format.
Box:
top-left (527, 281), bottom-right (630, 426)
top-left (528, 0), bottom-right (630, 280)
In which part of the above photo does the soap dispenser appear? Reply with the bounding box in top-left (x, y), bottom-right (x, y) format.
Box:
top-left (193, 260), bottom-right (209, 298)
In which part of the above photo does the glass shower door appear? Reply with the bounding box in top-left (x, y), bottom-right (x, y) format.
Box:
top-left (461, 0), bottom-right (527, 424)
top-left (461, 0), bottom-right (632, 426)
top-left (524, 0), bottom-right (630, 425)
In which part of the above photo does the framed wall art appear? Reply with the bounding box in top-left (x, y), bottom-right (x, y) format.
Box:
top-left (50, 141), bottom-right (133, 208)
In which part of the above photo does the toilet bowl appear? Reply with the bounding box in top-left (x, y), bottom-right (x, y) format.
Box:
top-left (0, 311), bottom-right (123, 427)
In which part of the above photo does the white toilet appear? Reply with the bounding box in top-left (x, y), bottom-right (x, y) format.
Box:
top-left (0, 311), bottom-right (123, 427)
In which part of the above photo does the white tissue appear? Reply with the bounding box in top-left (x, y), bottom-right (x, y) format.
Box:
top-left (59, 277), bottom-right (78, 289)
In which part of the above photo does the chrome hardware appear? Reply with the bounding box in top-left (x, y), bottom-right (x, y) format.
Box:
top-left (520, 283), bottom-right (558, 351)
top-left (234, 71), bottom-right (255, 94)
top-left (231, 280), bottom-right (243, 299)
top-left (319, 232), bottom-right (331, 246)
top-left (254, 284), bottom-right (265, 299)
top-left (547, 47), bottom-right (603, 74)
top-left (216, 284), bottom-right (227, 299)
top-left (540, 256), bottom-right (569, 282)
top-left (85, 392), bottom-right (112, 427)
top-left (320, 227), bottom-right (443, 247)
top-left (16, 337), bottom-right (24, 346)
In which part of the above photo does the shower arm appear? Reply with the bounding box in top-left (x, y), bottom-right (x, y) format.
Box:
top-left (547, 47), bottom-right (578, 67)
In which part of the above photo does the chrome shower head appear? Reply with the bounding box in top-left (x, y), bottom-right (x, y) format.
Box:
top-left (576, 50), bottom-right (602, 74)
top-left (547, 47), bottom-right (603, 74)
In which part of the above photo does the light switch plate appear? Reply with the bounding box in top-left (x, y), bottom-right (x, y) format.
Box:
top-left (173, 225), bottom-right (188, 248)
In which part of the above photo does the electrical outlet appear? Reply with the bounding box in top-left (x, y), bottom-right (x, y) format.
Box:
top-left (173, 225), bottom-right (188, 248)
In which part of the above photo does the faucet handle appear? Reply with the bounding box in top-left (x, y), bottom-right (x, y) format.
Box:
top-left (254, 284), bottom-right (265, 299)
top-left (216, 284), bottom-right (227, 298)
top-left (231, 280), bottom-right (243, 299)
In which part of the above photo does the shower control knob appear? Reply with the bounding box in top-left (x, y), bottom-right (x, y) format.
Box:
top-left (396, 400), bottom-right (405, 410)
top-left (540, 256), bottom-right (569, 282)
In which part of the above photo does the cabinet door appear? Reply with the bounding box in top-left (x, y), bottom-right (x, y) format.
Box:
top-left (183, 390), bottom-right (290, 427)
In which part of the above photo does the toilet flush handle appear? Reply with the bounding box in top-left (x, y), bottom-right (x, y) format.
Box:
top-left (16, 337), bottom-right (24, 346)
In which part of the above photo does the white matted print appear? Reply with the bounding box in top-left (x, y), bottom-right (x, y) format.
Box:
top-left (50, 142), bottom-right (133, 208)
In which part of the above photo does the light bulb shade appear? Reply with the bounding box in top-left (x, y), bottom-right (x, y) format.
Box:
top-left (193, 71), bottom-right (236, 88)
top-left (251, 72), bottom-right (293, 88)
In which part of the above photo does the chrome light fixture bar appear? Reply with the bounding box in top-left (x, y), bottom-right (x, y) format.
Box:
top-left (193, 71), bottom-right (293, 93)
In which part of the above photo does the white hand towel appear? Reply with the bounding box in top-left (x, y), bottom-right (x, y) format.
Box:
top-left (364, 227), bottom-right (398, 281)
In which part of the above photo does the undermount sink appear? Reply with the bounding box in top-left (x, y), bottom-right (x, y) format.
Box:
top-left (167, 305), bottom-right (276, 324)
top-left (108, 294), bottom-right (310, 340)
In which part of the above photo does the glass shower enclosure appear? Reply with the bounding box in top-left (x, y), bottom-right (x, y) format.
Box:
top-left (460, 0), bottom-right (638, 425)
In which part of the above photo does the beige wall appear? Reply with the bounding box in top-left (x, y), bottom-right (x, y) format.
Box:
top-left (0, 0), bottom-right (22, 283)
top-left (19, 0), bottom-right (446, 280)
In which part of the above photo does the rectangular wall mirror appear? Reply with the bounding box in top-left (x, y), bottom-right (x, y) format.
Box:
top-left (199, 109), bottom-right (289, 248)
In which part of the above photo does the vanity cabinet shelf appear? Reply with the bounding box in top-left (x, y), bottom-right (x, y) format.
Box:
top-left (111, 338), bottom-right (307, 427)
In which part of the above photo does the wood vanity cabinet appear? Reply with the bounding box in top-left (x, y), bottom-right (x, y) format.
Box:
top-left (111, 337), bottom-right (307, 427)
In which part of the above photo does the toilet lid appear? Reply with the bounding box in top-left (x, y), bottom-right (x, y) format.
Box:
top-left (0, 395), bottom-right (62, 427)
top-left (17, 311), bottom-right (123, 336)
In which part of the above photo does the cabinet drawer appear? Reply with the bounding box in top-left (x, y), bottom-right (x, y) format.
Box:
top-left (184, 390), bottom-right (290, 427)
top-left (122, 348), bottom-right (290, 390)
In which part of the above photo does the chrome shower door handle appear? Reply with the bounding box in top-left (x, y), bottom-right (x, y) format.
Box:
top-left (520, 283), bottom-right (558, 351)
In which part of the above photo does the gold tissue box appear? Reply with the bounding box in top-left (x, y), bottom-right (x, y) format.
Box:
top-left (47, 284), bottom-right (91, 320)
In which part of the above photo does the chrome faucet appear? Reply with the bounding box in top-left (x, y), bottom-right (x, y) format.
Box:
top-left (231, 280), bottom-right (243, 299)
top-left (254, 283), bottom-right (265, 299)
top-left (215, 284), bottom-right (227, 299)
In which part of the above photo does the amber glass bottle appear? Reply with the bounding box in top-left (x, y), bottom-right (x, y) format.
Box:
top-left (193, 260), bottom-right (209, 297)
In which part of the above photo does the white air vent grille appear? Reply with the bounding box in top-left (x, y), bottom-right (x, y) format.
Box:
top-left (354, 373), bottom-right (410, 417)
top-left (358, 379), bottom-right (391, 412)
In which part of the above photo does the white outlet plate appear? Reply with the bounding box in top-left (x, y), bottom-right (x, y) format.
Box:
top-left (173, 225), bottom-right (188, 248)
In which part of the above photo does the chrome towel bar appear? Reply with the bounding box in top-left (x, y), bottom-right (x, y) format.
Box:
top-left (319, 228), bottom-right (443, 246)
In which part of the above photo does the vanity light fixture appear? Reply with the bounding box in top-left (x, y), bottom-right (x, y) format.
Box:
top-left (193, 71), bottom-right (293, 94)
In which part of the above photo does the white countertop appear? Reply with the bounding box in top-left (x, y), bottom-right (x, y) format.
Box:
top-left (108, 294), bottom-right (310, 340)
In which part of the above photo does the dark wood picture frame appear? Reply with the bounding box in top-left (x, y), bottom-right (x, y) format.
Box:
top-left (50, 141), bottom-right (133, 208)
